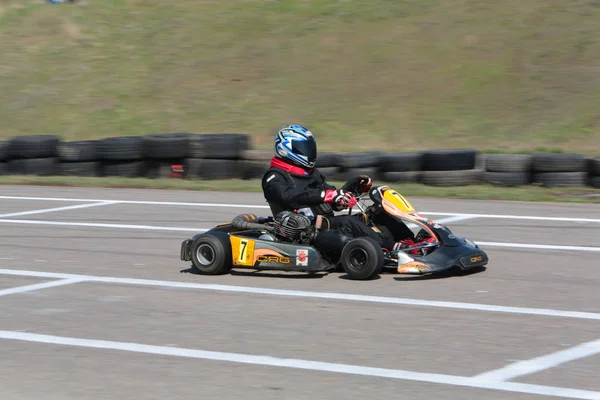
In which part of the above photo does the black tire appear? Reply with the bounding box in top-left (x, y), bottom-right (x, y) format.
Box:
top-left (8, 135), bottom-right (61, 160)
top-left (420, 169), bottom-right (483, 186)
top-left (314, 152), bottom-right (340, 168)
top-left (381, 171), bottom-right (420, 184)
top-left (588, 158), bottom-right (600, 176)
top-left (533, 172), bottom-right (588, 187)
top-left (340, 237), bottom-right (384, 280)
top-left (422, 149), bottom-right (477, 171)
top-left (338, 152), bottom-right (383, 169)
top-left (142, 133), bottom-right (190, 159)
top-left (241, 160), bottom-right (269, 180)
top-left (483, 171), bottom-right (531, 187)
top-left (484, 154), bottom-right (532, 173)
top-left (59, 161), bottom-right (101, 177)
top-left (590, 176), bottom-right (600, 189)
top-left (379, 152), bottom-right (423, 172)
top-left (532, 153), bottom-right (586, 173)
top-left (145, 159), bottom-right (185, 179)
top-left (101, 161), bottom-right (146, 178)
top-left (97, 136), bottom-right (144, 161)
top-left (0, 162), bottom-right (6, 175)
top-left (318, 167), bottom-right (340, 180)
top-left (188, 134), bottom-right (250, 160)
top-left (6, 158), bottom-right (58, 176)
top-left (243, 149), bottom-right (273, 162)
top-left (337, 167), bottom-right (379, 182)
top-left (58, 141), bottom-right (99, 162)
top-left (0, 141), bottom-right (8, 162)
top-left (184, 158), bottom-right (243, 180)
top-left (190, 231), bottom-right (233, 275)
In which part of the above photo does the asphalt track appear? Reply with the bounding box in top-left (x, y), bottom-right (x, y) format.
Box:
top-left (1, 185), bottom-right (599, 400)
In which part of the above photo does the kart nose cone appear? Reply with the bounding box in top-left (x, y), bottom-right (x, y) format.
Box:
top-left (396, 252), bottom-right (432, 274)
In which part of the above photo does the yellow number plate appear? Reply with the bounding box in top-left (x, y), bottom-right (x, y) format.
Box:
top-left (230, 236), bottom-right (255, 266)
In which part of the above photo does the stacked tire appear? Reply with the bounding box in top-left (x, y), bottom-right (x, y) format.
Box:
top-left (531, 153), bottom-right (587, 187)
top-left (5, 135), bottom-right (61, 176)
top-left (419, 149), bottom-right (482, 186)
top-left (57, 140), bottom-right (101, 177)
top-left (97, 136), bottom-right (146, 178)
top-left (0, 140), bottom-right (8, 175)
top-left (483, 154), bottom-right (532, 186)
top-left (184, 134), bottom-right (250, 180)
top-left (143, 133), bottom-right (190, 179)
top-left (378, 152), bottom-right (422, 183)
top-left (587, 157), bottom-right (600, 189)
top-left (241, 149), bottom-right (272, 180)
top-left (314, 152), bottom-right (342, 180)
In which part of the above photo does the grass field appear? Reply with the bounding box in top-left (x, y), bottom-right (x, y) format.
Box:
top-left (1, 176), bottom-right (599, 204)
top-left (1, 0), bottom-right (600, 154)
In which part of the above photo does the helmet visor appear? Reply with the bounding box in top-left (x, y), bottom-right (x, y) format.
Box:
top-left (292, 137), bottom-right (317, 164)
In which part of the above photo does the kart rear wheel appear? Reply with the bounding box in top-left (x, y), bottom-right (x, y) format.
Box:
top-left (340, 237), bottom-right (384, 280)
top-left (190, 231), bottom-right (232, 275)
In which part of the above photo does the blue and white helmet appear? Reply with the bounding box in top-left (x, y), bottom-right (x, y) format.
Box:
top-left (274, 124), bottom-right (317, 169)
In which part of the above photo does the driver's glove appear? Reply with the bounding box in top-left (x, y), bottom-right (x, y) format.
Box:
top-left (322, 189), bottom-right (357, 209)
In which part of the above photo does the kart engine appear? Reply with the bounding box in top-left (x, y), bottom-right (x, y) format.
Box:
top-left (272, 211), bottom-right (313, 243)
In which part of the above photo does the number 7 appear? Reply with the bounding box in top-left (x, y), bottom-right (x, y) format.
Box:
top-left (238, 240), bottom-right (248, 263)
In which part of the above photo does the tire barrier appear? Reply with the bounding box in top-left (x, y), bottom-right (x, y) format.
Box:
top-left (587, 158), bottom-right (600, 189)
top-left (482, 154), bottom-right (532, 187)
top-left (0, 133), bottom-right (599, 189)
top-left (531, 153), bottom-right (588, 187)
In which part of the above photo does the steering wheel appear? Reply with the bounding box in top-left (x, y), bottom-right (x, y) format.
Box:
top-left (340, 175), bottom-right (370, 215)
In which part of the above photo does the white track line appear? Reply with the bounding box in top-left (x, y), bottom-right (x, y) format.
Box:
top-left (476, 241), bottom-right (600, 252)
top-left (0, 218), bottom-right (597, 253)
top-left (0, 195), bottom-right (270, 209)
top-left (0, 201), bottom-right (118, 218)
top-left (0, 278), bottom-right (85, 297)
top-left (0, 219), bottom-right (204, 232)
top-left (1, 268), bottom-right (600, 321)
top-left (474, 338), bottom-right (600, 382)
top-left (432, 215), bottom-right (478, 224)
top-left (419, 212), bottom-right (600, 224)
top-left (0, 331), bottom-right (598, 400)
top-left (1, 195), bottom-right (600, 223)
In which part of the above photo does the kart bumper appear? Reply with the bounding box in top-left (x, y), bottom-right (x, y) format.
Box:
top-left (180, 239), bottom-right (192, 262)
top-left (458, 251), bottom-right (489, 270)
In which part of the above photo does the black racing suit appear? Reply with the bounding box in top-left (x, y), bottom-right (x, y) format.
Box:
top-left (261, 161), bottom-right (397, 251)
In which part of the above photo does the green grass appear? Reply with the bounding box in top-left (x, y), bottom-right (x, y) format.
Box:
top-left (1, 1), bottom-right (600, 154)
top-left (1, 176), bottom-right (599, 204)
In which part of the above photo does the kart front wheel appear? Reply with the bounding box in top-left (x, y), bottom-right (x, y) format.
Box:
top-left (190, 231), bottom-right (232, 275)
top-left (340, 237), bottom-right (384, 280)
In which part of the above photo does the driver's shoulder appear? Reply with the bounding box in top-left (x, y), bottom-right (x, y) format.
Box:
top-left (262, 167), bottom-right (289, 185)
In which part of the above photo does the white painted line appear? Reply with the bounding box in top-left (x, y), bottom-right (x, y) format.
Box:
top-left (1, 195), bottom-right (600, 223)
top-left (420, 212), bottom-right (600, 224)
top-left (0, 219), bottom-right (206, 232)
top-left (474, 338), bottom-right (600, 382)
top-left (0, 331), bottom-right (598, 399)
top-left (406, 215), bottom-right (478, 229)
top-left (0, 278), bottom-right (85, 297)
top-left (0, 201), bottom-right (119, 218)
top-left (0, 257), bottom-right (15, 260)
top-left (0, 219), bottom-right (597, 252)
top-left (1, 268), bottom-right (600, 321)
top-left (0, 195), bottom-right (270, 209)
top-left (477, 241), bottom-right (600, 252)
top-left (433, 215), bottom-right (479, 225)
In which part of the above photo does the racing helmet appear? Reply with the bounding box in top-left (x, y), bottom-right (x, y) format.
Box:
top-left (274, 125), bottom-right (317, 169)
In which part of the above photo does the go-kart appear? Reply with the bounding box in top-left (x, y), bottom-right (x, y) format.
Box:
top-left (180, 179), bottom-right (489, 280)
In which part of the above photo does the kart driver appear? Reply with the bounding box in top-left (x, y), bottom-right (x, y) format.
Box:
top-left (261, 124), bottom-right (417, 252)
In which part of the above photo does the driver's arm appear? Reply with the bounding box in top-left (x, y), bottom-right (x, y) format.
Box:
top-left (262, 171), bottom-right (330, 209)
